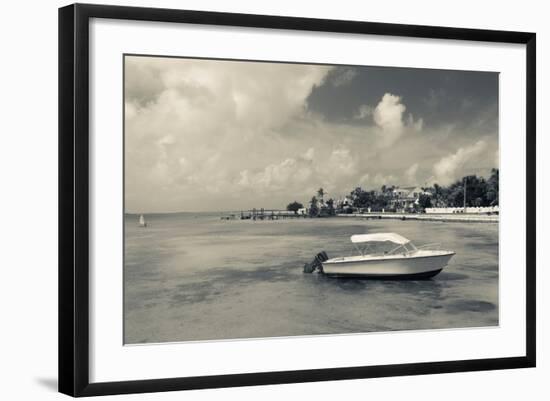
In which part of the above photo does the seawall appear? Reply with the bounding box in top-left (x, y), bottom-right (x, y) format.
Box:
top-left (336, 213), bottom-right (499, 223)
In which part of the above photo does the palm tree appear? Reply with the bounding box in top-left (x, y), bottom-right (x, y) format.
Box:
top-left (326, 198), bottom-right (335, 216)
top-left (317, 188), bottom-right (325, 203)
top-left (309, 196), bottom-right (319, 217)
top-left (487, 168), bottom-right (499, 206)
top-left (433, 183), bottom-right (443, 207)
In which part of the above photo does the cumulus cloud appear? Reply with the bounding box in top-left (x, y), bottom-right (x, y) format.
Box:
top-left (359, 173), bottom-right (370, 185)
top-left (368, 93), bottom-right (422, 147)
top-left (354, 104), bottom-right (373, 120)
top-left (373, 173), bottom-right (396, 187)
top-left (237, 156), bottom-right (311, 191)
top-left (405, 163), bottom-right (419, 184)
top-left (125, 56), bottom-right (332, 211)
top-left (374, 93), bottom-right (406, 132)
top-left (125, 58), bottom-right (165, 106)
top-left (236, 145), bottom-right (357, 201)
top-left (302, 147), bottom-right (315, 161)
top-left (407, 113), bottom-right (424, 132)
top-left (433, 140), bottom-right (487, 185)
top-left (124, 56), bottom-right (497, 212)
top-left (329, 68), bottom-right (358, 87)
top-left (326, 147), bottom-right (357, 176)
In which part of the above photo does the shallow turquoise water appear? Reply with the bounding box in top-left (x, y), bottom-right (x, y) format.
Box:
top-left (124, 213), bottom-right (498, 344)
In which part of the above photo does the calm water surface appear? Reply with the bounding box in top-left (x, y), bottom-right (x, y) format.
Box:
top-left (124, 213), bottom-right (499, 344)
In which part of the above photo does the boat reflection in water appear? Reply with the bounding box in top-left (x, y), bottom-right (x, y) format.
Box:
top-left (321, 233), bottom-right (455, 279)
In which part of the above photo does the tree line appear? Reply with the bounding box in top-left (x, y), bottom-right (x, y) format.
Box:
top-left (286, 168), bottom-right (498, 216)
top-left (286, 188), bottom-right (336, 217)
top-left (428, 168), bottom-right (499, 208)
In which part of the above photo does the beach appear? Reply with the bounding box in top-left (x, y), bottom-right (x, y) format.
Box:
top-left (124, 213), bottom-right (499, 344)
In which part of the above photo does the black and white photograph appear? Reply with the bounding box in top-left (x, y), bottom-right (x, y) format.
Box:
top-left (124, 55), bottom-right (500, 344)
top-left (0, 0), bottom-right (543, 399)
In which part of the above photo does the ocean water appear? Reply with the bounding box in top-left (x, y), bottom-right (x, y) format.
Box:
top-left (124, 213), bottom-right (499, 344)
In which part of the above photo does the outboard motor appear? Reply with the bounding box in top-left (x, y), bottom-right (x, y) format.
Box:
top-left (303, 251), bottom-right (329, 274)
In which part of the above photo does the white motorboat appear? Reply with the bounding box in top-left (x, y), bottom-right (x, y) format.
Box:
top-left (321, 233), bottom-right (454, 279)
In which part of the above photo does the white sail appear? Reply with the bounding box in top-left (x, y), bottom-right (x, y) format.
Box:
top-left (139, 214), bottom-right (146, 227)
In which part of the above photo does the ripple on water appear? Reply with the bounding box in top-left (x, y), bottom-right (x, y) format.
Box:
top-left (437, 272), bottom-right (469, 281)
top-left (446, 299), bottom-right (496, 313)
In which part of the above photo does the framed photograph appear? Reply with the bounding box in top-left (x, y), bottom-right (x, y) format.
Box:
top-left (58, 3), bottom-right (536, 397)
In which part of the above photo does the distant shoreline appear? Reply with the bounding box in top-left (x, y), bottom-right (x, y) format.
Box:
top-left (337, 213), bottom-right (498, 223)
top-left (126, 211), bottom-right (498, 223)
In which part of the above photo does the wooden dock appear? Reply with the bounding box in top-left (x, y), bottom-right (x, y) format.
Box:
top-left (221, 208), bottom-right (308, 220)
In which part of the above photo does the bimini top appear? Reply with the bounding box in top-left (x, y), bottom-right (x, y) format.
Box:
top-left (350, 233), bottom-right (410, 244)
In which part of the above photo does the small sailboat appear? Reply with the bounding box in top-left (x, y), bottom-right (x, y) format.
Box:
top-left (139, 214), bottom-right (147, 227)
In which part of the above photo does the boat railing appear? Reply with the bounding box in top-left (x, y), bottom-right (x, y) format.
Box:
top-left (354, 240), bottom-right (443, 257)
top-left (416, 242), bottom-right (442, 250)
top-left (387, 242), bottom-right (441, 255)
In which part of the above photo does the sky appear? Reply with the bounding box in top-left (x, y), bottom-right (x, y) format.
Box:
top-left (124, 55), bottom-right (498, 213)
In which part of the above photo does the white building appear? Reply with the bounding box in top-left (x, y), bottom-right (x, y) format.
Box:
top-left (391, 186), bottom-right (431, 210)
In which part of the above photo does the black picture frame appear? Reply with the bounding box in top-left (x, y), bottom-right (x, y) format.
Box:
top-left (59, 3), bottom-right (536, 397)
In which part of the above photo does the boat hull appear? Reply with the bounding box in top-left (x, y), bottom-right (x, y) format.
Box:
top-left (322, 252), bottom-right (454, 279)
